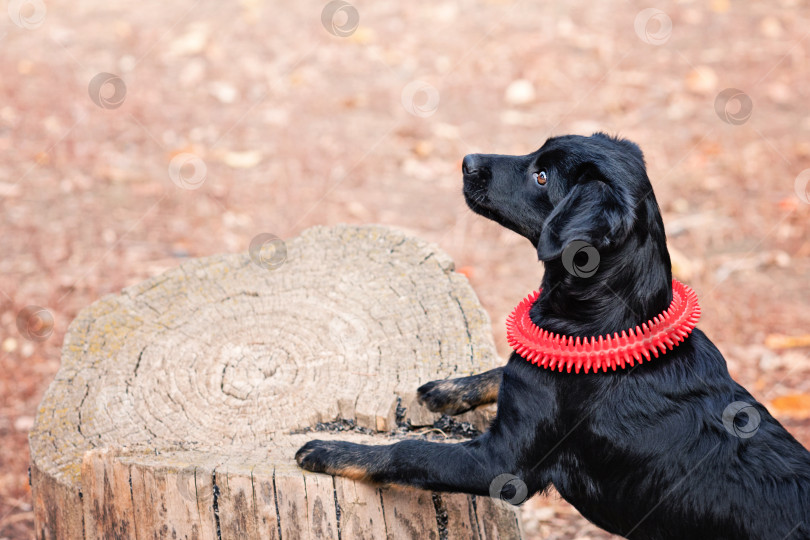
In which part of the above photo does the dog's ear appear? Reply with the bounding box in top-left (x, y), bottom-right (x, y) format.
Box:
top-left (536, 164), bottom-right (635, 262)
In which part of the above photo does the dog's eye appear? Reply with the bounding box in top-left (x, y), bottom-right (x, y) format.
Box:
top-left (533, 170), bottom-right (547, 186)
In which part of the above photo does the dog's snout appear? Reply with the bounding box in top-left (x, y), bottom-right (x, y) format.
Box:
top-left (462, 154), bottom-right (481, 175)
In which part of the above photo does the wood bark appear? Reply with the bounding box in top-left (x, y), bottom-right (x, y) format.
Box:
top-left (30, 225), bottom-right (523, 539)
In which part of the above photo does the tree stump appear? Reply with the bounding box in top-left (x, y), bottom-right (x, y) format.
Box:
top-left (29, 225), bottom-right (524, 539)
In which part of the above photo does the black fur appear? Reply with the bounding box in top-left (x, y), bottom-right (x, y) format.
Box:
top-left (297, 133), bottom-right (810, 539)
top-left (416, 367), bottom-right (502, 415)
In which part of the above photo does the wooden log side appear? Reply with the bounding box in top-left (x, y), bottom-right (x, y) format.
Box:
top-left (273, 467), bottom-right (309, 540)
top-left (441, 493), bottom-right (482, 540)
top-left (333, 476), bottom-right (388, 540)
top-left (380, 486), bottom-right (440, 540)
top-left (30, 463), bottom-right (84, 540)
top-left (81, 450), bottom-right (136, 539)
top-left (217, 465), bottom-right (261, 539)
top-left (251, 464), bottom-right (281, 540)
top-left (475, 495), bottom-right (525, 540)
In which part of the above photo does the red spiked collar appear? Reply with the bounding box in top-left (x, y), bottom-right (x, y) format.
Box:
top-left (506, 279), bottom-right (701, 373)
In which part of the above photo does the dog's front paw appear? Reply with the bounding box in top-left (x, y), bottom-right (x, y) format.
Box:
top-left (295, 440), bottom-right (332, 473)
top-left (417, 378), bottom-right (474, 415)
top-left (295, 440), bottom-right (373, 480)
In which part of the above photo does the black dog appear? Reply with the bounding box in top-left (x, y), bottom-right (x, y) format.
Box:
top-left (297, 133), bottom-right (810, 539)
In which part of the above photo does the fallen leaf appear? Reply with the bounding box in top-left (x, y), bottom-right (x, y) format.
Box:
top-left (685, 66), bottom-right (718, 95)
top-left (765, 334), bottom-right (810, 350)
top-left (668, 246), bottom-right (695, 281)
top-left (167, 23), bottom-right (210, 57)
top-left (770, 394), bottom-right (810, 419)
top-left (504, 79), bottom-right (536, 106)
top-left (759, 16), bottom-right (784, 39)
top-left (767, 82), bottom-right (792, 104)
top-left (2, 337), bottom-right (17, 353)
top-left (778, 197), bottom-right (798, 212)
top-left (14, 415), bottom-right (34, 432)
top-left (0, 182), bottom-right (22, 198)
top-left (168, 146), bottom-right (204, 160)
top-left (208, 81), bottom-right (239, 104)
top-left (457, 266), bottom-right (475, 279)
top-left (222, 150), bottom-right (263, 169)
top-left (348, 27), bottom-right (375, 44)
top-left (794, 142), bottom-right (810, 158)
top-left (413, 140), bottom-right (433, 157)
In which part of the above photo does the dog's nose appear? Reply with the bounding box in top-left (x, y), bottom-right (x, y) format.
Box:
top-left (462, 154), bottom-right (481, 175)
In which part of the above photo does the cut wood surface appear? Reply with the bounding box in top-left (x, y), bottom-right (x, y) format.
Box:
top-left (30, 225), bottom-right (523, 539)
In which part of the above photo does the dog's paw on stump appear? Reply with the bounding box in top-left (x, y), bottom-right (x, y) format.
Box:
top-left (417, 379), bottom-right (477, 415)
top-left (296, 440), bottom-right (377, 481)
top-left (29, 225), bottom-right (519, 540)
top-left (418, 369), bottom-right (502, 416)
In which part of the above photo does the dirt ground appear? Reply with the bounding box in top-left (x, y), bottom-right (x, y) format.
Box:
top-left (1, 0), bottom-right (809, 538)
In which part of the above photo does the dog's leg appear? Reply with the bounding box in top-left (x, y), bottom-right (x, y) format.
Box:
top-left (298, 361), bottom-right (551, 498)
top-left (295, 430), bottom-right (535, 500)
top-left (417, 367), bottom-right (503, 415)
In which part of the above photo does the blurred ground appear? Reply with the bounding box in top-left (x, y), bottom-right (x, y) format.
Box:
top-left (1, 0), bottom-right (810, 538)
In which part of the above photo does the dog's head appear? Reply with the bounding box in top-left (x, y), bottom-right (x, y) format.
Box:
top-left (463, 133), bottom-right (658, 263)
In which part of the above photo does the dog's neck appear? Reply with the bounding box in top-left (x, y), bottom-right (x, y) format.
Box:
top-left (533, 225), bottom-right (673, 338)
